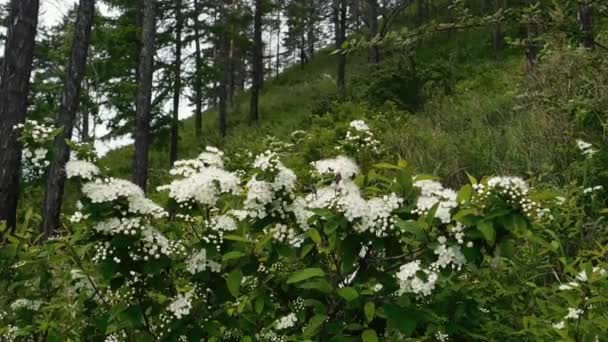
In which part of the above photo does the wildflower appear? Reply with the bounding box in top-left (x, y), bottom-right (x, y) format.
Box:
top-left (66, 160), bottom-right (100, 180)
top-left (275, 313), bottom-right (297, 330)
top-left (311, 156), bottom-right (359, 179)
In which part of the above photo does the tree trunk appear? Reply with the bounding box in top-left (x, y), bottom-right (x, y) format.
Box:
top-left (367, 0), bottom-right (380, 64)
top-left (41, 0), bottom-right (95, 238)
top-left (170, 0), bottom-right (182, 166)
top-left (249, 0), bottom-right (263, 124)
top-left (493, 0), bottom-right (505, 56)
top-left (336, 0), bottom-right (347, 92)
top-left (218, 3), bottom-right (228, 137)
top-left (275, 9), bottom-right (281, 78)
top-left (578, 2), bottom-right (593, 49)
top-left (0, 0), bottom-right (40, 232)
top-left (194, 0), bottom-right (203, 139)
top-left (133, 0), bottom-right (156, 191)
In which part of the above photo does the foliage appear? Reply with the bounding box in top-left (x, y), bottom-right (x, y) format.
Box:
top-left (3, 120), bottom-right (608, 341)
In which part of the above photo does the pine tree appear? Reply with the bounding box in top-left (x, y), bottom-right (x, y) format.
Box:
top-left (133, 0), bottom-right (157, 191)
top-left (41, 0), bottom-right (96, 238)
top-left (0, 0), bottom-right (40, 231)
top-left (170, 0), bottom-right (183, 166)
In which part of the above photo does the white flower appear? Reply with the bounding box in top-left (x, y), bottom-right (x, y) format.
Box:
top-left (158, 166), bottom-right (241, 206)
top-left (558, 282), bottom-right (580, 291)
top-left (486, 176), bottom-right (529, 194)
top-left (66, 160), bottom-right (100, 180)
top-left (311, 156), bottom-right (359, 179)
top-left (83, 178), bottom-right (144, 204)
top-left (564, 307), bottom-right (583, 320)
top-left (576, 139), bottom-right (597, 158)
top-left (186, 249), bottom-right (221, 274)
top-left (10, 299), bottom-right (42, 311)
top-left (552, 321), bottom-right (565, 330)
top-left (168, 290), bottom-right (195, 319)
top-left (349, 120), bottom-right (370, 131)
top-left (413, 179), bottom-right (458, 223)
top-left (275, 313), bottom-right (297, 330)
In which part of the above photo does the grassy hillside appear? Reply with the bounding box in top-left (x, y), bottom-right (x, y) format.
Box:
top-left (100, 25), bottom-right (608, 191)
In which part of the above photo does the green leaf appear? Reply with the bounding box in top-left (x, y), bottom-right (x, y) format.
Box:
top-left (477, 221), bottom-right (496, 246)
top-left (222, 251), bottom-right (246, 261)
top-left (337, 287), bottom-right (359, 302)
top-left (303, 314), bottom-right (328, 338)
top-left (457, 184), bottom-right (472, 203)
top-left (309, 228), bottom-right (322, 245)
top-left (383, 305), bottom-right (417, 336)
top-left (223, 234), bottom-right (250, 243)
top-left (373, 163), bottom-right (403, 170)
top-left (466, 172), bottom-right (478, 185)
top-left (227, 269), bottom-right (243, 297)
top-left (364, 302), bottom-right (375, 323)
top-left (298, 279), bottom-right (333, 294)
top-left (362, 329), bottom-right (378, 342)
top-left (394, 218), bottom-right (426, 240)
top-left (287, 268), bottom-right (325, 284)
top-left (255, 298), bottom-right (264, 314)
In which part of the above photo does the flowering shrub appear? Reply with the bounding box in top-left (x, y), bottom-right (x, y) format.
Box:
top-left (1, 120), bottom-right (607, 341)
top-left (14, 119), bottom-right (59, 182)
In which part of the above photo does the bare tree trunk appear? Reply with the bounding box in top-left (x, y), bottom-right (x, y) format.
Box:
top-left (133, 0), bottom-right (156, 191)
top-left (275, 9), bottom-right (281, 78)
top-left (42, 0), bottom-right (95, 238)
top-left (367, 0), bottom-right (380, 64)
top-left (493, 0), bottom-right (505, 56)
top-left (336, 0), bottom-right (347, 92)
top-left (0, 0), bottom-right (40, 232)
top-left (249, 0), bottom-right (263, 124)
top-left (218, 2), bottom-right (228, 137)
top-left (194, 0), bottom-right (203, 139)
top-left (578, 2), bottom-right (593, 49)
top-left (170, 0), bottom-right (182, 166)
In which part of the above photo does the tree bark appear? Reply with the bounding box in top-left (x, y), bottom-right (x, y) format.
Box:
top-left (194, 0), bottom-right (203, 139)
top-left (217, 2), bottom-right (228, 137)
top-left (170, 0), bottom-right (182, 166)
top-left (133, 0), bottom-right (156, 191)
top-left (42, 0), bottom-right (95, 238)
top-left (249, 0), bottom-right (263, 124)
top-left (336, 0), bottom-right (347, 92)
top-left (578, 2), bottom-right (593, 49)
top-left (493, 0), bottom-right (505, 56)
top-left (367, 0), bottom-right (380, 64)
top-left (0, 0), bottom-right (40, 232)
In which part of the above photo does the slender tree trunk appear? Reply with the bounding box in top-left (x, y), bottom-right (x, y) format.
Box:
top-left (493, 0), bottom-right (505, 56)
top-left (336, 0), bottom-right (347, 92)
top-left (578, 2), bottom-right (593, 49)
top-left (367, 0), bottom-right (380, 64)
top-left (0, 0), bottom-right (40, 232)
top-left (81, 79), bottom-right (90, 142)
top-left (42, 0), bottom-right (95, 238)
top-left (275, 9), bottom-right (281, 78)
top-left (218, 3), bottom-right (228, 137)
top-left (133, 0), bottom-right (156, 191)
top-left (249, 0), bottom-right (263, 124)
top-left (170, 0), bottom-right (182, 166)
top-left (194, 0), bottom-right (203, 139)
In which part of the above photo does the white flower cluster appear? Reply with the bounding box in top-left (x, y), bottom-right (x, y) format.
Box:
top-left (243, 152), bottom-right (297, 219)
top-left (339, 120), bottom-right (382, 154)
top-left (431, 238), bottom-right (466, 271)
top-left (104, 331), bottom-right (127, 342)
top-left (583, 185), bottom-right (603, 194)
top-left (395, 260), bottom-right (438, 297)
top-left (10, 299), bottom-right (42, 312)
top-left (93, 217), bottom-right (145, 236)
top-left (412, 179), bottom-right (458, 224)
top-left (311, 155), bottom-right (360, 179)
top-left (167, 289), bottom-right (196, 319)
top-left (133, 228), bottom-right (186, 261)
top-left (559, 267), bottom-right (606, 290)
top-left (186, 249), bottom-right (221, 274)
top-left (15, 120), bottom-right (56, 182)
top-left (473, 176), bottom-right (542, 218)
top-left (576, 139), bottom-right (597, 158)
top-left (83, 178), bottom-right (167, 218)
top-left (199, 214), bottom-right (239, 251)
top-left (275, 312), bottom-right (297, 330)
top-left (158, 166), bottom-right (241, 207)
top-left (170, 146), bottom-right (225, 177)
top-left (265, 223), bottom-right (303, 247)
top-left (66, 160), bottom-right (100, 180)
top-left (552, 307), bottom-right (584, 330)
top-left (355, 194), bottom-right (403, 237)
